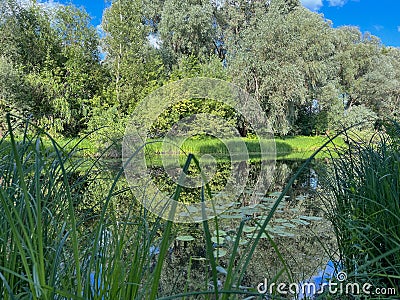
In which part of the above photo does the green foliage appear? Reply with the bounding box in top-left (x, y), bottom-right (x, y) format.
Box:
top-left (102, 0), bottom-right (163, 114)
top-left (341, 105), bottom-right (378, 131)
top-left (87, 101), bottom-right (128, 157)
top-left (0, 1), bottom-right (105, 136)
top-left (334, 28), bottom-right (400, 120)
top-left (226, 2), bottom-right (338, 135)
top-left (149, 97), bottom-right (236, 138)
top-left (1, 0), bottom-right (400, 139)
top-left (159, 0), bottom-right (217, 63)
top-left (0, 0), bottom-right (61, 72)
top-left (0, 57), bottom-right (31, 131)
top-left (322, 123), bottom-right (400, 293)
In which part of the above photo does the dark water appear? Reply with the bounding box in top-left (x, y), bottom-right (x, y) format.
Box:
top-left (144, 158), bottom-right (337, 298)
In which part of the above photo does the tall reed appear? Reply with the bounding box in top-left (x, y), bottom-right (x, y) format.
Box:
top-left (322, 120), bottom-right (400, 296)
top-left (1, 114), bottom-right (342, 299)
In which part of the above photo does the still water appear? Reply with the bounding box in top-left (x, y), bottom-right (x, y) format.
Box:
top-left (142, 158), bottom-right (338, 299)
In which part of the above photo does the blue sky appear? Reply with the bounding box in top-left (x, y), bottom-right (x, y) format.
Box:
top-left (301, 0), bottom-right (400, 47)
top-left (53, 0), bottom-right (399, 47)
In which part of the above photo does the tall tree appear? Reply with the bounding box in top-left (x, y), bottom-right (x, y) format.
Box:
top-left (158, 0), bottom-right (217, 64)
top-left (0, 0), bottom-right (60, 72)
top-left (102, 0), bottom-right (155, 113)
top-left (0, 1), bottom-right (105, 135)
top-left (334, 27), bottom-right (400, 121)
top-left (226, 0), bottom-right (337, 135)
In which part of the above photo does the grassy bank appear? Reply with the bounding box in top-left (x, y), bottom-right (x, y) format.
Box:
top-left (144, 135), bottom-right (345, 160)
top-left (1, 133), bottom-right (346, 161)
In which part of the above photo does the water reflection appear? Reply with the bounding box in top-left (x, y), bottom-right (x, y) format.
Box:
top-left (150, 159), bottom-right (337, 298)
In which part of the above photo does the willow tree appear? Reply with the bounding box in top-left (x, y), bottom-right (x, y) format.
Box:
top-left (333, 27), bottom-right (400, 123)
top-left (226, 0), bottom-right (338, 135)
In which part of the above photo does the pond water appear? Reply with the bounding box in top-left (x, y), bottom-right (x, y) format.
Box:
top-left (139, 157), bottom-right (338, 299)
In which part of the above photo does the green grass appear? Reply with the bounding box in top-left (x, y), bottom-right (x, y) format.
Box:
top-left (0, 116), bottom-right (340, 299)
top-left (3, 115), bottom-right (398, 299)
top-left (144, 135), bottom-right (345, 161)
top-left (1, 132), bottom-right (345, 161)
top-left (320, 120), bottom-right (400, 298)
top-left (0, 116), bottom-right (166, 299)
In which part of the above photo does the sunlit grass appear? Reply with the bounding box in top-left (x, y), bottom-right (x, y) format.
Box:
top-left (144, 135), bottom-right (345, 161)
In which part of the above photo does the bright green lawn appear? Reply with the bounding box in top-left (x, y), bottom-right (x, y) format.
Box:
top-left (2, 134), bottom-right (345, 160)
top-left (144, 135), bottom-right (345, 160)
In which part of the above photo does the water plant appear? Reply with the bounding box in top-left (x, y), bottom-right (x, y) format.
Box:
top-left (3, 114), bottom-right (384, 299)
top-left (321, 120), bottom-right (400, 298)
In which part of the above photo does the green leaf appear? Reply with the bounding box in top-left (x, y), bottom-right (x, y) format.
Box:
top-left (176, 235), bottom-right (195, 242)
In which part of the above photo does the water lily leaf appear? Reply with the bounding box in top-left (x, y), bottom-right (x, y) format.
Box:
top-left (219, 214), bottom-right (242, 219)
top-left (213, 249), bottom-right (227, 258)
top-left (269, 192), bottom-right (281, 197)
top-left (278, 232), bottom-right (296, 237)
top-left (176, 235), bottom-right (195, 242)
top-left (213, 230), bottom-right (227, 236)
top-left (271, 225), bottom-right (286, 230)
top-left (191, 257), bottom-right (207, 261)
top-left (216, 265), bottom-right (228, 275)
top-left (299, 215), bottom-right (323, 221)
top-left (291, 219), bottom-right (310, 225)
top-left (211, 236), bottom-right (225, 244)
top-left (261, 197), bottom-right (277, 203)
top-left (239, 207), bottom-right (258, 214)
top-left (247, 233), bottom-right (268, 239)
top-left (186, 205), bottom-right (198, 213)
top-left (281, 222), bottom-right (296, 228)
top-left (274, 218), bottom-right (288, 223)
top-left (239, 239), bottom-right (249, 245)
top-left (243, 225), bottom-right (257, 233)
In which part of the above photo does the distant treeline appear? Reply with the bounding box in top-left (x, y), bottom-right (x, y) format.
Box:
top-left (1, 0), bottom-right (399, 139)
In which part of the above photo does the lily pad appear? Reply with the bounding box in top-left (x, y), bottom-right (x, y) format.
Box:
top-left (216, 265), bottom-right (228, 275)
top-left (213, 249), bottom-right (227, 258)
top-left (213, 230), bottom-right (227, 236)
top-left (278, 232), bottom-right (296, 237)
top-left (299, 215), bottom-right (323, 221)
top-left (247, 232), bottom-right (268, 239)
top-left (281, 222), bottom-right (296, 228)
top-left (211, 236), bottom-right (224, 244)
top-left (291, 219), bottom-right (310, 225)
top-left (176, 235), bottom-right (195, 242)
top-left (274, 218), bottom-right (288, 223)
top-left (219, 214), bottom-right (243, 219)
top-left (243, 225), bottom-right (257, 233)
top-left (186, 205), bottom-right (198, 213)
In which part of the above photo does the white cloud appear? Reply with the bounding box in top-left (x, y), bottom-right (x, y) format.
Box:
top-left (327, 0), bottom-right (347, 7)
top-left (398, 26), bottom-right (400, 32)
top-left (301, 0), bottom-right (323, 11)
